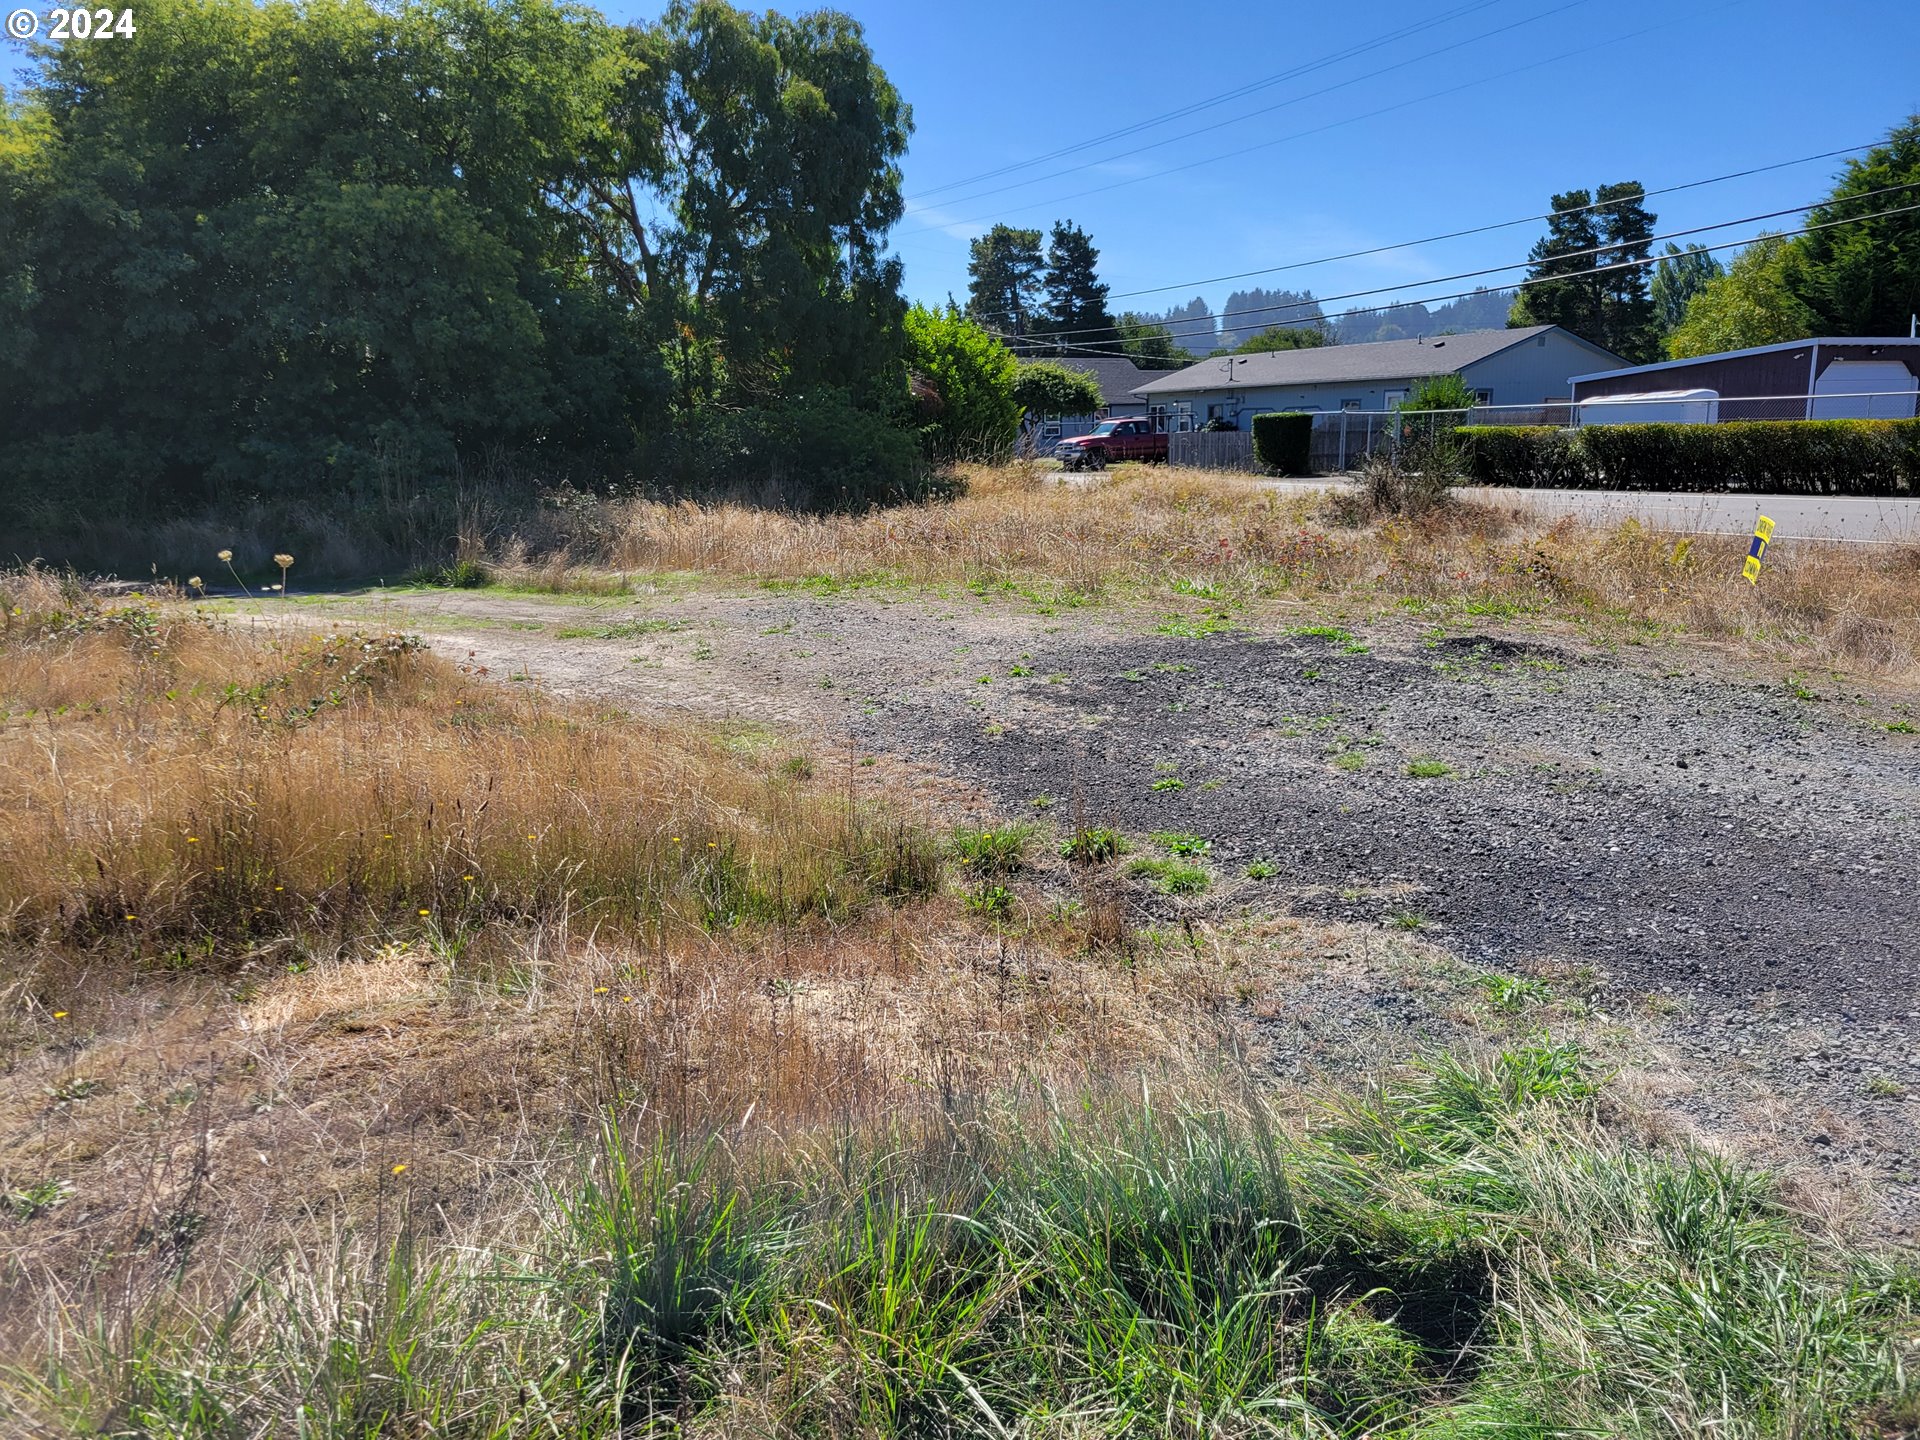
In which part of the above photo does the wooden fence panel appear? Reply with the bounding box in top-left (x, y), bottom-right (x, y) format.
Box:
top-left (1169, 430), bottom-right (1257, 471)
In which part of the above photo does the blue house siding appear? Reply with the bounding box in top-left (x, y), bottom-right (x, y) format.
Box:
top-left (1131, 327), bottom-right (1627, 426)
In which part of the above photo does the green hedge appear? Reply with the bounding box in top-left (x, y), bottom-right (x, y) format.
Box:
top-left (1251, 412), bottom-right (1313, 476)
top-left (1458, 419), bottom-right (1920, 496)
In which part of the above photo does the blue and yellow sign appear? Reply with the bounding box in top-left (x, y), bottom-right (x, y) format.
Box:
top-left (1742, 515), bottom-right (1775, 585)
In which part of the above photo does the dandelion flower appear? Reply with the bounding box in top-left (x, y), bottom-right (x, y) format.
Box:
top-left (418, 908), bottom-right (431, 917)
top-left (461, 874), bottom-right (474, 881)
top-left (52, 1011), bottom-right (68, 1020)
top-left (124, 914), bottom-right (137, 921)
top-left (620, 995), bottom-right (633, 1003)
top-left (391, 1162), bottom-right (407, 1175)
top-left (186, 836), bottom-right (200, 843)
top-left (593, 986), bottom-right (609, 994)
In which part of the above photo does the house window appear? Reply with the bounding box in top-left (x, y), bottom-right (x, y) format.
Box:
top-left (1473, 389), bottom-right (1493, 405)
top-left (1341, 399), bottom-right (1362, 412)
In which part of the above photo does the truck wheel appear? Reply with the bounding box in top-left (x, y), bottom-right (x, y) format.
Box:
top-left (1088, 451), bottom-right (1106, 471)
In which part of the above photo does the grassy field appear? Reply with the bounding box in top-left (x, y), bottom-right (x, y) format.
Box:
top-left (2, 541), bottom-right (1918, 1436)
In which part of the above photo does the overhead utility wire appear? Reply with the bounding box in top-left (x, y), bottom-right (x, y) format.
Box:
top-left (962, 140), bottom-right (1877, 327)
top-left (895, 0), bottom-right (1738, 243)
top-left (907, 0), bottom-right (1565, 209)
top-left (991, 199), bottom-right (1920, 361)
top-left (1005, 179), bottom-right (1920, 347)
top-left (904, 0), bottom-right (1509, 202)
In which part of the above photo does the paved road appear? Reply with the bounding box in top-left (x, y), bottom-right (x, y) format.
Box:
top-left (1457, 487), bottom-right (1920, 544)
top-left (1246, 478), bottom-right (1920, 543)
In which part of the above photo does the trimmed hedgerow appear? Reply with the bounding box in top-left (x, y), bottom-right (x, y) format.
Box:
top-left (1458, 419), bottom-right (1920, 496)
top-left (1251, 412), bottom-right (1314, 476)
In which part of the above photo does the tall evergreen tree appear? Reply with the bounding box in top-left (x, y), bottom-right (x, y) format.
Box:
top-left (1798, 115), bottom-right (1920, 336)
top-left (1039, 221), bottom-right (1115, 352)
top-left (1594, 181), bottom-right (1658, 362)
top-left (1650, 243), bottom-right (1724, 334)
top-left (965, 224), bottom-right (1045, 352)
top-left (1508, 190), bottom-right (1603, 341)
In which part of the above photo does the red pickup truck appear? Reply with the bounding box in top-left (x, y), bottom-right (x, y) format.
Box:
top-left (1054, 417), bottom-right (1167, 470)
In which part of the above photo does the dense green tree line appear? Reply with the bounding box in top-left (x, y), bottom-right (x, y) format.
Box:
top-left (0, 0), bottom-right (961, 524)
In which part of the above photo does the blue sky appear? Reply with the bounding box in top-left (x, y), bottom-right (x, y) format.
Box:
top-left (843, 0), bottom-right (1920, 326)
top-left (6, 0), bottom-right (1916, 330)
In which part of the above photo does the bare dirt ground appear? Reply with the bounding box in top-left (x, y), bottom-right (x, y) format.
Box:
top-left (247, 580), bottom-right (1920, 1236)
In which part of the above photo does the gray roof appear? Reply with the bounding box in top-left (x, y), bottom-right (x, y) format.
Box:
top-left (1130, 325), bottom-right (1601, 396)
top-left (1019, 355), bottom-right (1158, 407)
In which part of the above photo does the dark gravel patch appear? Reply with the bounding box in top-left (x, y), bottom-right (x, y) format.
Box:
top-left (855, 625), bottom-right (1920, 1235)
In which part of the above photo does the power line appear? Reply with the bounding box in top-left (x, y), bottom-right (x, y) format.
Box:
top-left (1003, 180), bottom-right (1920, 347)
top-left (903, 0), bottom-right (1510, 203)
top-left (959, 141), bottom-right (1876, 328)
top-left (990, 199), bottom-right (1920, 361)
top-left (894, 0), bottom-right (1737, 245)
top-left (905, 0), bottom-right (1574, 211)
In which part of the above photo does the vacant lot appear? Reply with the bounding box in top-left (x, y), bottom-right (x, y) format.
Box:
top-left (260, 559), bottom-right (1920, 1235)
top-left (5, 483), bottom-right (1919, 1436)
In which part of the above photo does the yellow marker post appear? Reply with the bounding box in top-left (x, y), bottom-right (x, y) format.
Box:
top-left (1742, 515), bottom-right (1775, 585)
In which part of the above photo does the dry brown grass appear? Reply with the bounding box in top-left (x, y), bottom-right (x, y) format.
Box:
top-left (1, 588), bottom-right (1427, 1325)
top-left (480, 465), bottom-right (1920, 682)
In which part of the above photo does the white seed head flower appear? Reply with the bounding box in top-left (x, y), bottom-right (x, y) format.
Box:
top-left (273, 553), bottom-right (294, 569)
top-left (217, 549), bottom-right (234, 563)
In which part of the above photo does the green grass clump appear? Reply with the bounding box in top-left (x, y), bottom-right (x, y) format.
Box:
top-left (554, 619), bottom-right (686, 640)
top-left (1126, 857), bottom-right (1210, 895)
top-left (1244, 858), bottom-right (1278, 879)
top-left (18, 1046), bottom-right (1911, 1438)
top-left (1060, 826), bottom-right (1125, 863)
top-left (951, 822), bottom-right (1035, 877)
top-left (1148, 830), bottom-right (1211, 858)
top-left (409, 556), bottom-right (491, 588)
top-left (1406, 757), bottom-right (1454, 779)
top-left (1150, 776), bottom-right (1185, 792)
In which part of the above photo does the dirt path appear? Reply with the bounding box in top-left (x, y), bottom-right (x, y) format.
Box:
top-left (264, 582), bottom-right (1920, 1234)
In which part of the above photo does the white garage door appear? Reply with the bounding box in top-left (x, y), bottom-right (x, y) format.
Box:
top-left (1811, 360), bottom-right (1918, 419)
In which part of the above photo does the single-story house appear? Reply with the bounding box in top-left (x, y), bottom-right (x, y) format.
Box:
top-left (1569, 338), bottom-right (1920, 422)
top-left (1129, 325), bottom-right (1626, 430)
top-left (1019, 355), bottom-right (1155, 444)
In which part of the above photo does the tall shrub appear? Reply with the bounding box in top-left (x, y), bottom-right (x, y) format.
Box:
top-left (903, 304), bottom-right (1021, 461)
top-left (1251, 413), bottom-right (1313, 476)
top-left (1013, 362), bottom-right (1104, 419)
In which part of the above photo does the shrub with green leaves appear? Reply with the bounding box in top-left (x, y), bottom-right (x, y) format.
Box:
top-left (1250, 411), bottom-right (1313, 476)
top-left (904, 303), bottom-right (1022, 462)
top-left (1459, 418), bottom-right (1920, 495)
top-left (1012, 361), bottom-right (1104, 420)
